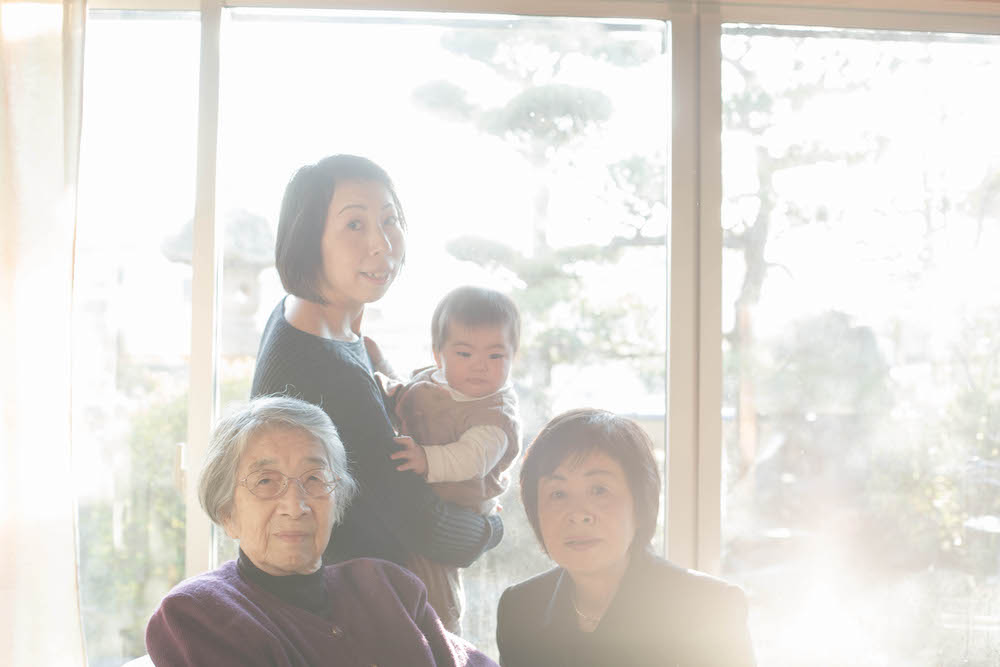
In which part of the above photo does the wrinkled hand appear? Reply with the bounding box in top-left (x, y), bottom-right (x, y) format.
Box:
top-left (391, 436), bottom-right (428, 476)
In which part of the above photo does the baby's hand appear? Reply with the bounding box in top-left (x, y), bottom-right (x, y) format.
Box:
top-left (391, 436), bottom-right (428, 477)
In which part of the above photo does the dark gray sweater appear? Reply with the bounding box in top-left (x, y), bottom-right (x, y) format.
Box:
top-left (251, 298), bottom-right (502, 568)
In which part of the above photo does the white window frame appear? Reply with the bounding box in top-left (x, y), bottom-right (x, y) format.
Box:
top-left (83, 0), bottom-right (1000, 579)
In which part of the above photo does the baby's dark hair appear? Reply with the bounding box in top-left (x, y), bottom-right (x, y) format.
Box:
top-left (430, 286), bottom-right (521, 354)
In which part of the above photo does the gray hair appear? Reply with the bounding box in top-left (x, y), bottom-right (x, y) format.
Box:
top-left (198, 395), bottom-right (358, 526)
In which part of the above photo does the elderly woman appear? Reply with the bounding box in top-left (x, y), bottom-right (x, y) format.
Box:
top-left (146, 396), bottom-right (496, 666)
top-left (496, 409), bottom-right (755, 666)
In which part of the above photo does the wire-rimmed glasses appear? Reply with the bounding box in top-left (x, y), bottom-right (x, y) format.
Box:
top-left (238, 467), bottom-right (338, 500)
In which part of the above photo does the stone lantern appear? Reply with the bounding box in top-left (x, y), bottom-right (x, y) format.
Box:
top-left (162, 209), bottom-right (274, 357)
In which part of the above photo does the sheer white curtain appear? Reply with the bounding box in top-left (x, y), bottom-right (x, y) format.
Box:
top-left (0, 1), bottom-right (87, 665)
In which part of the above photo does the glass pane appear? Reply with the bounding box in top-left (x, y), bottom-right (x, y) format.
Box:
top-left (74, 10), bottom-right (199, 666)
top-left (720, 25), bottom-right (1000, 666)
top-left (215, 10), bottom-right (669, 656)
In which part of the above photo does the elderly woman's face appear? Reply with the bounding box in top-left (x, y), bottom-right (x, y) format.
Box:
top-left (537, 449), bottom-right (636, 580)
top-left (223, 427), bottom-right (335, 576)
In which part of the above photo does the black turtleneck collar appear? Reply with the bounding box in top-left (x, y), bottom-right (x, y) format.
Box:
top-left (236, 548), bottom-right (329, 617)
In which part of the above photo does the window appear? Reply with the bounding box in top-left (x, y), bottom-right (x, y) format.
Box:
top-left (720, 24), bottom-right (1000, 666)
top-left (74, 10), bottom-right (200, 664)
top-left (213, 10), bottom-right (669, 654)
top-left (71, 2), bottom-right (1000, 665)
top-left (77, 8), bottom-right (669, 661)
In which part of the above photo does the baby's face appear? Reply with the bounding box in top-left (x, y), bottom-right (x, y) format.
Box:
top-left (434, 322), bottom-right (514, 398)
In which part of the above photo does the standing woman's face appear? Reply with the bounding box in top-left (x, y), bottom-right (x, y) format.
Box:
top-left (319, 179), bottom-right (405, 309)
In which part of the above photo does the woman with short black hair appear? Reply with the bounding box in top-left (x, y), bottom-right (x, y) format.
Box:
top-left (497, 408), bottom-right (756, 666)
top-left (252, 154), bottom-right (502, 568)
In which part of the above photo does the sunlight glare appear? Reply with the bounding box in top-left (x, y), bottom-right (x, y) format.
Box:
top-left (1, 2), bottom-right (61, 41)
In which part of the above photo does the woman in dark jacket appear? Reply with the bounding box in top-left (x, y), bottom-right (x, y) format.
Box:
top-left (496, 409), bottom-right (755, 667)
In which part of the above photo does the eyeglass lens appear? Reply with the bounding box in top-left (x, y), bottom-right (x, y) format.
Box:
top-left (244, 469), bottom-right (334, 499)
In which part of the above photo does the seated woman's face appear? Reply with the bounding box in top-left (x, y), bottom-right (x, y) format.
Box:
top-left (223, 427), bottom-right (336, 576)
top-left (537, 450), bottom-right (636, 579)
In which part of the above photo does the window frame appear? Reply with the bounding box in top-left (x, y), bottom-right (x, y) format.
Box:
top-left (82, 0), bottom-right (1000, 579)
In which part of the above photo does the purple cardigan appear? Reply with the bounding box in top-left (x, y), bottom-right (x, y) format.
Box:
top-left (146, 558), bottom-right (497, 667)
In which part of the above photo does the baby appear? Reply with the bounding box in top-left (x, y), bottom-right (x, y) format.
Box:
top-left (384, 285), bottom-right (522, 635)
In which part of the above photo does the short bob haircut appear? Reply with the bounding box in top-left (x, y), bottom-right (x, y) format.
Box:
top-left (198, 395), bottom-right (358, 527)
top-left (274, 154), bottom-right (407, 305)
top-left (520, 408), bottom-right (661, 553)
top-left (430, 285), bottom-right (521, 354)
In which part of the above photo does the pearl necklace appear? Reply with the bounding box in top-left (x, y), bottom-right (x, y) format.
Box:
top-left (572, 597), bottom-right (603, 631)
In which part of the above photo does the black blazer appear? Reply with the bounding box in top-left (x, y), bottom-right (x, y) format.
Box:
top-left (496, 551), bottom-right (755, 667)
